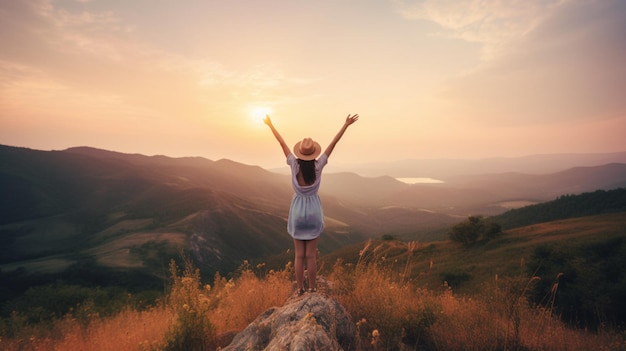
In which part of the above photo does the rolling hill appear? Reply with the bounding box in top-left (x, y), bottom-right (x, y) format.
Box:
top-left (1, 144), bottom-right (625, 285)
top-left (1, 145), bottom-right (302, 278)
top-left (321, 210), bottom-right (626, 328)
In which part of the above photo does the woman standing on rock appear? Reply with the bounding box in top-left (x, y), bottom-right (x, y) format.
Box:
top-left (264, 114), bottom-right (359, 295)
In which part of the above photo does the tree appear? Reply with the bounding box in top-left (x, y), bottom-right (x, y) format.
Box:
top-left (448, 215), bottom-right (502, 246)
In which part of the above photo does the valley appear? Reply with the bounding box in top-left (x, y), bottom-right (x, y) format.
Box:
top-left (1, 144), bottom-right (625, 288)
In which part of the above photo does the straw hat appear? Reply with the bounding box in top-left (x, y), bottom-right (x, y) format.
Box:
top-left (293, 138), bottom-right (321, 161)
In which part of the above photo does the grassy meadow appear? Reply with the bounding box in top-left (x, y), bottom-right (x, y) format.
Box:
top-left (2, 212), bottom-right (625, 350)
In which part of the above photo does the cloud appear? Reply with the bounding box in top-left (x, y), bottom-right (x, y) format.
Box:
top-left (397, 0), bottom-right (626, 125)
top-left (0, 0), bottom-right (317, 124)
top-left (0, 0), bottom-right (132, 62)
top-left (395, 0), bottom-right (564, 60)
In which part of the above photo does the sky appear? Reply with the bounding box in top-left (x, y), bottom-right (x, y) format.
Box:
top-left (1, 0), bottom-right (625, 169)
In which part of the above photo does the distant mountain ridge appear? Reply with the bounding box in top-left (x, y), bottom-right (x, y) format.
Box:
top-left (1, 144), bottom-right (625, 281)
top-left (333, 151), bottom-right (626, 178)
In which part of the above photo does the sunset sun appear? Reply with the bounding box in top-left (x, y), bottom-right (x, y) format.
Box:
top-left (248, 106), bottom-right (273, 124)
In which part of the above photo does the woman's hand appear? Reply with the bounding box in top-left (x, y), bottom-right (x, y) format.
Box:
top-left (265, 114), bottom-right (291, 157)
top-left (324, 113), bottom-right (359, 157)
top-left (345, 114), bottom-right (359, 126)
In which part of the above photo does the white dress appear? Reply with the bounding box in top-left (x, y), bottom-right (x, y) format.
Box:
top-left (286, 153), bottom-right (328, 240)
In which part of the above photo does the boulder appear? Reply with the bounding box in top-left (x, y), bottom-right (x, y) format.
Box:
top-left (221, 292), bottom-right (356, 351)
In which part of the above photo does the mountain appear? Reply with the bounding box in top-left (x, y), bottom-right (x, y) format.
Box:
top-left (1, 144), bottom-right (625, 283)
top-left (0, 145), bottom-right (293, 277)
top-left (0, 145), bottom-right (437, 279)
top-left (332, 152), bottom-right (626, 178)
top-left (321, 163), bottom-right (626, 217)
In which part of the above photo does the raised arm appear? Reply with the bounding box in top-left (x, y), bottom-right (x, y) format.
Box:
top-left (264, 115), bottom-right (291, 158)
top-left (324, 114), bottom-right (359, 157)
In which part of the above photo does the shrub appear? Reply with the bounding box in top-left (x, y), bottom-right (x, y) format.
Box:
top-left (162, 258), bottom-right (216, 351)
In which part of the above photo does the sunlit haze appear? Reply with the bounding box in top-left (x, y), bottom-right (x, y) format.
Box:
top-left (1, 0), bottom-right (625, 169)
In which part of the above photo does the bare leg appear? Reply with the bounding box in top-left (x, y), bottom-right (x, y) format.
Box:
top-left (293, 239), bottom-right (306, 292)
top-left (304, 237), bottom-right (319, 291)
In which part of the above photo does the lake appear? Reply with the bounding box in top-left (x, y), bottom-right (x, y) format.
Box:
top-left (396, 177), bottom-right (444, 184)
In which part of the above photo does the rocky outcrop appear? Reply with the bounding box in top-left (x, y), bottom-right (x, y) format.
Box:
top-left (221, 292), bottom-right (356, 351)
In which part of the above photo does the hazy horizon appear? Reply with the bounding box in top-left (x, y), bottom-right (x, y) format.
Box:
top-left (2, 0), bottom-right (625, 170)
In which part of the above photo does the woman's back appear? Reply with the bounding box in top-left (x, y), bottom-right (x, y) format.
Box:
top-left (287, 153), bottom-right (327, 197)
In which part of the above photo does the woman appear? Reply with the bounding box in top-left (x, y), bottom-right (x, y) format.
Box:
top-left (264, 113), bottom-right (359, 295)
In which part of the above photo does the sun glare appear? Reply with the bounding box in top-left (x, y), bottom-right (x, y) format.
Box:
top-left (249, 106), bottom-right (273, 124)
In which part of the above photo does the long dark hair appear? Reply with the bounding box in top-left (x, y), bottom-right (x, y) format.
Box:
top-left (298, 159), bottom-right (316, 185)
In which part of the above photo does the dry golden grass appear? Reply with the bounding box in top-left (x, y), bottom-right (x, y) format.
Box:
top-left (428, 288), bottom-right (623, 351)
top-left (0, 307), bottom-right (172, 351)
top-left (329, 241), bottom-right (439, 350)
top-left (2, 251), bottom-right (624, 351)
top-left (0, 260), bottom-right (292, 351)
top-left (208, 262), bottom-right (293, 333)
top-left (328, 239), bottom-right (625, 351)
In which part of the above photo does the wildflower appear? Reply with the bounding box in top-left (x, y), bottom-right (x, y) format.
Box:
top-left (371, 329), bottom-right (381, 346)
